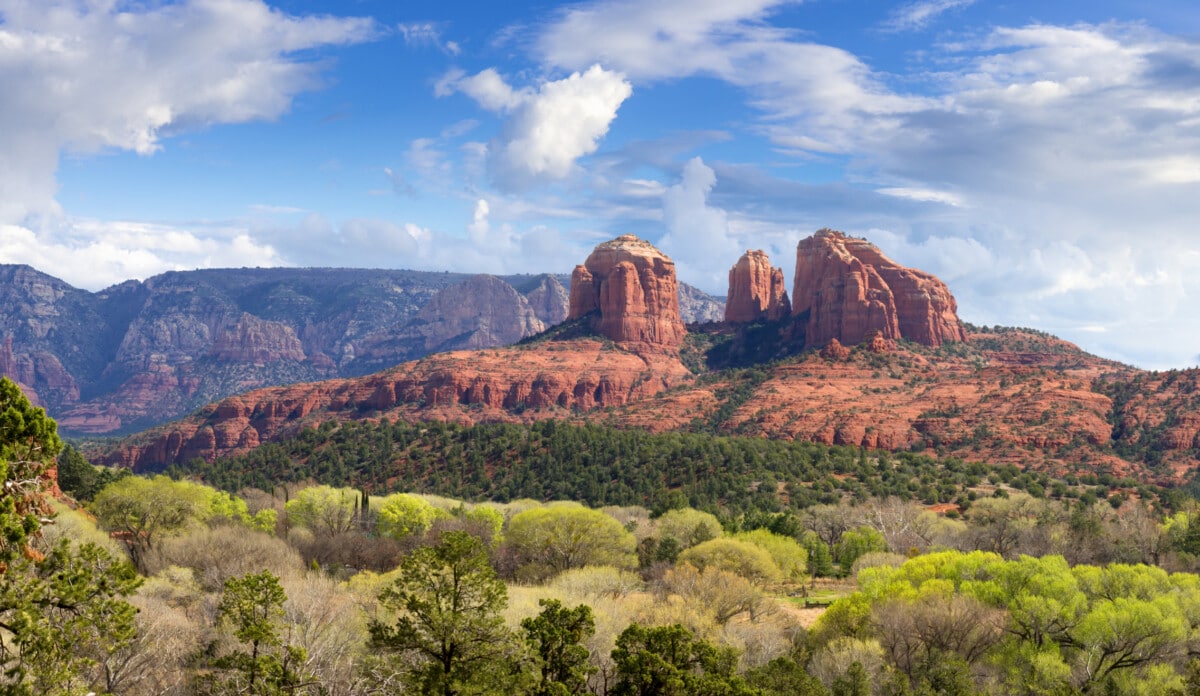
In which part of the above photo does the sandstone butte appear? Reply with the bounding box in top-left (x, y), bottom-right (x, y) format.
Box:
top-left (567, 234), bottom-right (686, 349)
top-left (92, 230), bottom-right (1200, 484)
top-left (793, 228), bottom-right (967, 348)
top-left (725, 250), bottom-right (790, 323)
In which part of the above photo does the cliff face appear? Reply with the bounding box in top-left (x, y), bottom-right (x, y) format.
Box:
top-left (792, 229), bottom-right (965, 348)
top-left (408, 275), bottom-right (546, 353)
top-left (566, 235), bottom-right (686, 350)
top-left (725, 250), bottom-right (790, 323)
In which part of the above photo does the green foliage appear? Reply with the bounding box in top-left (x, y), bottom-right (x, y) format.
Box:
top-left (506, 505), bottom-right (638, 581)
top-left (734, 528), bottom-right (808, 582)
top-left (833, 527), bottom-right (887, 576)
top-left (180, 419), bottom-right (1077, 519)
top-left (744, 657), bottom-right (829, 696)
top-left (0, 540), bottom-right (141, 694)
top-left (610, 623), bottom-right (759, 696)
top-left (521, 598), bottom-right (597, 696)
top-left (655, 508), bottom-right (723, 549)
top-left (823, 551), bottom-right (1200, 694)
top-left (375, 493), bottom-right (445, 540)
top-left (209, 570), bottom-right (310, 695)
top-left (283, 485), bottom-right (359, 536)
top-left (677, 537), bottom-right (783, 585)
top-left (370, 531), bottom-right (519, 695)
top-left (55, 445), bottom-right (121, 501)
top-left (802, 532), bottom-right (836, 577)
top-left (0, 377), bottom-right (61, 565)
top-left (90, 475), bottom-right (236, 570)
top-left (0, 377), bottom-right (141, 693)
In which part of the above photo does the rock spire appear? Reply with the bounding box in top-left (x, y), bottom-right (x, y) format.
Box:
top-left (725, 250), bottom-right (790, 323)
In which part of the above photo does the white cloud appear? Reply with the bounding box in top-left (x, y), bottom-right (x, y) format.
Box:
top-left (468, 199), bottom-right (490, 243)
top-left (658, 157), bottom-right (741, 289)
top-left (881, 0), bottom-right (975, 32)
top-left (0, 220), bottom-right (287, 290)
top-left (0, 0), bottom-right (374, 223)
top-left (455, 69), bottom-right (529, 112)
top-left (397, 22), bottom-right (460, 55)
top-left (876, 187), bottom-right (965, 207)
top-left (438, 64), bottom-right (633, 188)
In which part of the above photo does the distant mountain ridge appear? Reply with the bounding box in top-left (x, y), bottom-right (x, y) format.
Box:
top-left (90, 232), bottom-right (1200, 486)
top-left (0, 263), bottom-right (726, 434)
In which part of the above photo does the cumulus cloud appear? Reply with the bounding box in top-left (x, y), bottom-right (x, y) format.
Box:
top-left (0, 0), bottom-right (374, 223)
top-left (658, 158), bottom-right (741, 289)
top-left (467, 199), bottom-right (490, 243)
top-left (441, 64), bottom-right (633, 188)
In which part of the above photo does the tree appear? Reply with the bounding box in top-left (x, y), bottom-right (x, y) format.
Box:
top-left (55, 445), bottom-right (102, 501)
top-left (521, 599), bottom-right (596, 696)
top-left (506, 505), bottom-right (637, 581)
top-left (833, 527), bottom-right (886, 576)
top-left (376, 493), bottom-right (445, 540)
top-left (658, 563), bottom-right (765, 625)
top-left (0, 377), bottom-right (142, 693)
top-left (370, 531), bottom-right (519, 695)
top-left (655, 508), bottom-right (723, 549)
top-left (208, 570), bottom-right (311, 695)
top-left (677, 537), bottom-right (783, 585)
top-left (284, 485), bottom-right (359, 537)
top-left (609, 623), bottom-right (758, 696)
top-left (90, 475), bottom-right (234, 571)
top-left (734, 529), bottom-right (808, 583)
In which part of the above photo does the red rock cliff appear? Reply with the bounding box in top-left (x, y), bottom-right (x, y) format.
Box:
top-left (792, 229), bottom-right (965, 348)
top-left (725, 250), bottom-right (790, 323)
top-left (566, 235), bottom-right (686, 349)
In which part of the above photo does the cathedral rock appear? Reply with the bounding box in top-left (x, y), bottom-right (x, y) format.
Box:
top-left (725, 250), bottom-right (790, 323)
top-left (567, 234), bottom-right (686, 350)
top-left (792, 229), bottom-right (966, 348)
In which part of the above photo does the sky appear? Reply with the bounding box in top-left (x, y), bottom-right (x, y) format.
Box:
top-left (1, 0), bottom-right (1199, 370)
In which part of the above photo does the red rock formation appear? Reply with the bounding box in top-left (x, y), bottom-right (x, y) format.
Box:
top-left (725, 250), bottom-right (791, 323)
top-left (820, 339), bottom-right (851, 361)
top-left (792, 229), bottom-right (966, 348)
top-left (211, 314), bottom-right (306, 363)
top-left (97, 339), bottom-right (692, 470)
top-left (566, 235), bottom-right (686, 350)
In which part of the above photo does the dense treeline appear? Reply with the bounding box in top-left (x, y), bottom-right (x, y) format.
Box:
top-left (172, 419), bottom-right (1169, 518)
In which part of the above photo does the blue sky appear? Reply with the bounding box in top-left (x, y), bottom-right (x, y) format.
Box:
top-left (2, 0), bottom-right (1200, 370)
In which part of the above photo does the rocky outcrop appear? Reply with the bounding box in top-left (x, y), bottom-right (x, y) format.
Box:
top-left (678, 284), bottom-right (725, 324)
top-left (98, 339), bottom-right (693, 470)
top-left (525, 275), bottom-right (570, 326)
top-left (725, 250), bottom-right (790, 323)
top-left (211, 314), bottom-right (306, 363)
top-left (792, 229), bottom-right (965, 348)
top-left (566, 235), bottom-right (686, 350)
top-left (409, 275), bottom-right (546, 353)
